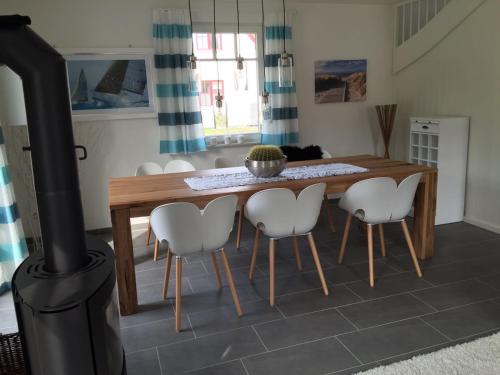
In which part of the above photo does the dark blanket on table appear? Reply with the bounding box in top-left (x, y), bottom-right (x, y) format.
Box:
top-left (280, 145), bottom-right (324, 162)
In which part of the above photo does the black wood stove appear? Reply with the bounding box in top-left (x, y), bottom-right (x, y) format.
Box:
top-left (0, 15), bottom-right (126, 375)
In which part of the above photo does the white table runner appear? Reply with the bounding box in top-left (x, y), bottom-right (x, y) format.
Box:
top-left (184, 163), bottom-right (368, 191)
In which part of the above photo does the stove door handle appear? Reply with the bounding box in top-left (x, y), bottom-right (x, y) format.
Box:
top-left (74, 145), bottom-right (87, 161)
top-left (22, 145), bottom-right (88, 161)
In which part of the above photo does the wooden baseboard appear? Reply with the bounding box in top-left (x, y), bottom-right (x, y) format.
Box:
top-left (464, 216), bottom-right (500, 234)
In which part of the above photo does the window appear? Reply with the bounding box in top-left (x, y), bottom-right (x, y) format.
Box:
top-left (193, 32), bottom-right (260, 136)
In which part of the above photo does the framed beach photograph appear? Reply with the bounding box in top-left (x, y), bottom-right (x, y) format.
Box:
top-left (314, 59), bottom-right (367, 104)
top-left (62, 48), bottom-right (156, 121)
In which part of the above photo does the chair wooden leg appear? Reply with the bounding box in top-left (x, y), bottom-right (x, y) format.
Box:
top-left (249, 228), bottom-right (261, 281)
top-left (236, 204), bottom-right (244, 250)
top-left (154, 239), bottom-right (160, 262)
top-left (401, 220), bottom-right (423, 278)
top-left (146, 222), bottom-right (152, 245)
top-left (269, 239), bottom-right (276, 306)
top-left (210, 251), bottom-right (223, 289)
top-left (378, 224), bottom-right (386, 257)
top-left (220, 248), bottom-right (243, 317)
top-left (162, 249), bottom-right (172, 300)
top-left (367, 224), bottom-right (375, 287)
top-left (338, 213), bottom-right (352, 264)
top-left (292, 236), bottom-right (303, 272)
top-left (324, 195), bottom-right (336, 232)
top-left (306, 233), bottom-right (329, 296)
top-left (175, 256), bottom-right (182, 332)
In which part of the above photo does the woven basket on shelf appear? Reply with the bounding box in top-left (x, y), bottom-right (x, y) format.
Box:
top-left (0, 333), bottom-right (26, 375)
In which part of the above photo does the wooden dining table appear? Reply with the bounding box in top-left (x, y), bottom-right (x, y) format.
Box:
top-left (109, 154), bottom-right (437, 316)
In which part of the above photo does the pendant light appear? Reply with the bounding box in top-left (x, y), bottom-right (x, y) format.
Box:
top-left (187, 0), bottom-right (199, 92)
top-left (260, 0), bottom-right (272, 121)
top-left (278, 0), bottom-right (293, 88)
top-left (234, 0), bottom-right (248, 91)
top-left (212, 0), bottom-right (228, 131)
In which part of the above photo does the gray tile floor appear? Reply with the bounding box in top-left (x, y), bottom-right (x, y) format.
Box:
top-left (1, 202), bottom-right (500, 375)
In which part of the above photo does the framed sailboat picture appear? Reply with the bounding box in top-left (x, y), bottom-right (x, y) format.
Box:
top-left (62, 49), bottom-right (156, 121)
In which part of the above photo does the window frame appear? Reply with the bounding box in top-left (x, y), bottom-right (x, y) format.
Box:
top-left (195, 33), bottom-right (223, 52)
top-left (192, 23), bottom-right (264, 140)
top-left (200, 79), bottom-right (224, 107)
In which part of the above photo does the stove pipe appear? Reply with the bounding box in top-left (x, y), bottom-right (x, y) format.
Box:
top-left (1, 15), bottom-right (126, 375)
top-left (0, 15), bottom-right (87, 274)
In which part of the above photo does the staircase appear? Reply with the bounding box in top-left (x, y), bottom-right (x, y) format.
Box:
top-left (395, 0), bottom-right (452, 47)
top-left (393, 0), bottom-right (487, 73)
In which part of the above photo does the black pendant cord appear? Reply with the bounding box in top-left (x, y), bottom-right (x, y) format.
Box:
top-left (236, 0), bottom-right (241, 58)
top-left (282, 0), bottom-right (287, 54)
top-left (188, 0), bottom-right (194, 55)
top-left (213, 0), bottom-right (221, 97)
top-left (261, 0), bottom-right (267, 91)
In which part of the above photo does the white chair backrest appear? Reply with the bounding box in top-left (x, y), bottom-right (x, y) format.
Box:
top-left (245, 183), bottom-right (327, 238)
top-left (214, 155), bottom-right (246, 168)
top-left (321, 149), bottom-right (333, 159)
top-left (150, 195), bottom-right (238, 255)
top-left (201, 195), bottom-right (239, 250)
top-left (135, 162), bottom-right (163, 176)
top-left (245, 188), bottom-right (297, 238)
top-left (392, 173), bottom-right (423, 220)
top-left (295, 183), bottom-right (328, 234)
top-left (339, 173), bottom-right (422, 224)
top-left (164, 160), bottom-right (196, 173)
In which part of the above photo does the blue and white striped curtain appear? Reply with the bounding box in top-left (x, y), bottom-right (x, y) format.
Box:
top-left (153, 9), bottom-right (207, 154)
top-left (262, 12), bottom-right (299, 146)
top-left (0, 127), bottom-right (27, 294)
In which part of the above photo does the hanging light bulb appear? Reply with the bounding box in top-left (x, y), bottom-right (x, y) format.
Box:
top-left (212, 0), bottom-right (228, 131)
top-left (187, 0), bottom-right (199, 92)
top-left (278, 52), bottom-right (293, 88)
top-left (278, 0), bottom-right (293, 88)
top-left (187, 54), bottom-right (197, 70)
top-left (234, 0), bottom-right (248, 91)
top-left (261, 90), bottom-right (272, 121)
top-left (187, 55), bottom-right (199, 93)
top-left (235, 56), bottom-right (248, 91)
top-left (214, 91), bottom-right (228, 131)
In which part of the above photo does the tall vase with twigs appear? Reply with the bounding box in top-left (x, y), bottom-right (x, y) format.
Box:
top-left (375, 104), bottom-right (397, 159)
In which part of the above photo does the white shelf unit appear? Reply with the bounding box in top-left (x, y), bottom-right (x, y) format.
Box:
top-left (409, 116), bottom-right (469, 225)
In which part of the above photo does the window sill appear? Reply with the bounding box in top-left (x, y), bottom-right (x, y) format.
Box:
top-left (204, 133), bottom-right (260, 150)
top-left (206, 141), bottom-right (260, 150)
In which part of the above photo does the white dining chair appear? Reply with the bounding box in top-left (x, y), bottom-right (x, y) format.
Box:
top-left (245, 183), bottom-right (330, 306)
top-left (214, 155), bottom-right (246, 168)
top-left (150, 195), bottom-right (243, 332)
top-left (321, 149), bottom-right (333, 159)
top-left (164, 159), bottom-right (196, 173)
top-left (135, 162), bottom-right (163, 176)
top-left (143, 159), bottom-right (197, 260)
top-left (135, 162), bottom-right (164, 259)
top-left (320, 148), bottom-right (336, 233)
top-left (337, 173), bottom-right (423, 287)
top-left (214, 155), bottom-right (247, 250)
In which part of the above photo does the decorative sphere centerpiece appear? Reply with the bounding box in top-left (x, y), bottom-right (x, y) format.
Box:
top-left (245, 145), bottom-right (287, 178)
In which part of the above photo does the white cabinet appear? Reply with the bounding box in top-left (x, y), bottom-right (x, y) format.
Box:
top-left (409, 117), bottom-right (469, 225)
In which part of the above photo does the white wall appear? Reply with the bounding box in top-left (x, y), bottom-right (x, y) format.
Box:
top-left (392, 0), bottom-right (500, 232)
top-left (293, 2), bottom-right (394, 156)
top-left (0, 0), bottom-right (394, 231)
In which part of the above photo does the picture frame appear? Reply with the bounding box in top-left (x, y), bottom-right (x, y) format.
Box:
top-left (314, 59), bottom-right (367, 104)
top-left (61, 48), bottom-right (157, 122)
